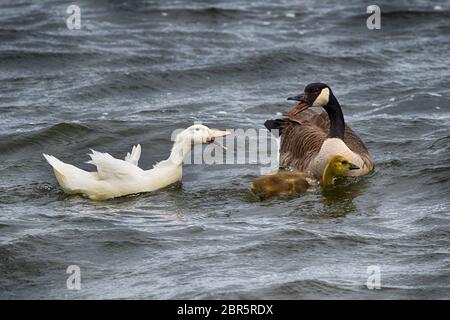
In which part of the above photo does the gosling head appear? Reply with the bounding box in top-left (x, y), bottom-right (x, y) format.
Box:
top-left (179, 124), bottom-right (231, 150)
top-left (329, 155), bottom-right (360, 176)
top-left (321, 155), bottom-right (360, 187)
top-left (287, 82), bottom-right (335, 115)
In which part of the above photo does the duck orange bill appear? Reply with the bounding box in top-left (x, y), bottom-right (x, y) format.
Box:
top-left (208, 129), bottom-right (232, 150)
top-left (286, 102), bottom-right (310, 116)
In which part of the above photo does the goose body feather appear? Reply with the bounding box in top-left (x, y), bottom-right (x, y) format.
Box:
top-left (276, 110), bottom-right (373, 178)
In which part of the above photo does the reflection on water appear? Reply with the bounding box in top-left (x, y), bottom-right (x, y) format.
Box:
top-left (318, 179), bottom-right (370, 219)
top-left (322, 176), bottom-right (371, 201)
top-left (247, 172), bottom-right (371, 215)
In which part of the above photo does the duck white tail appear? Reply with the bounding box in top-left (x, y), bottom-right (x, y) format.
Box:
top-left (124, 144), bottom-right (141, 166)
top-left (43, 154), bottom-right (94, 193)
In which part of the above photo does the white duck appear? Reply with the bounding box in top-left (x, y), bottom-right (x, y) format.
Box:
top-left (43, 124), bottom-right (230, 200)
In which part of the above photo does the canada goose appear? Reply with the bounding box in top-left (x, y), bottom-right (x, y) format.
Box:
top-left (252, 155), bottom-right (360, 198)
top-left (264, 83), bottom-right (373, 179)
top-left (43, 125), bottom-right (230, 200)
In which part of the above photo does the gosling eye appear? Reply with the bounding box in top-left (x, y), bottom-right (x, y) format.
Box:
top-left (341, 160), bottom-right (348, 165)
top-left (195, 128), bottom-right (200, 131)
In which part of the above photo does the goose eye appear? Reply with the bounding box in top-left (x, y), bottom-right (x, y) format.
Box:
top-left (315, 88), bottom-right (320, 93)
top-left (195, 128), bottom-right (200, 131)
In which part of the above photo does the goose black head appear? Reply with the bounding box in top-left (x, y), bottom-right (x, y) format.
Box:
top-left (287, 83), bottom-right (333, 115)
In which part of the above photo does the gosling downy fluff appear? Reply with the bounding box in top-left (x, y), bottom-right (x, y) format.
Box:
top-left (251, 155), bottom-right (359, 199)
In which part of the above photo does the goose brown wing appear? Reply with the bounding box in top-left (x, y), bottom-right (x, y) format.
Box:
top-left (279, 111), bottom-right (328, 171)
top-left (343, 124), bottom-right (370, 152)
top-left (280, 110), bottom-right (373, 171)
top-left (343, 126), bottom-right (374, 172)
top-left (288, 109), bottom-right (371, 156)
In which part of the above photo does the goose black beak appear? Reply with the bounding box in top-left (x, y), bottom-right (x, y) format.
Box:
top-left (287, 94), bottom-right (305, 102)
top-left (285, 94), bottom-right (311, 116)
top-left (349, 163), bottom-right (360, 170)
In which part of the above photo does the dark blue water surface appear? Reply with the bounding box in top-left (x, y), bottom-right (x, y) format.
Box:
top-left (0, 0), bottom-right (449, 299)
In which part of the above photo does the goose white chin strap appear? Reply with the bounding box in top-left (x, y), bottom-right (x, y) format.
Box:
top-left (312, 87), bottom-right (330, 107)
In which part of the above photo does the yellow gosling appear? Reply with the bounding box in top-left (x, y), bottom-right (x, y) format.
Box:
top-left (252, 155), bottom-right (359, 198)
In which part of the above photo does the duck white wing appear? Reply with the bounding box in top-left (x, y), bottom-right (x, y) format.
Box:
top-left (87, 149), bottom-right (144, 181)
top-left (124, 144), bottom-right (141, 166)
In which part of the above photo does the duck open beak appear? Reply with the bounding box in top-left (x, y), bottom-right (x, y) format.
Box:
top-left (285, 94), bottom-right (311, 116)
top-left (207, 129), bottom-right (231, 150)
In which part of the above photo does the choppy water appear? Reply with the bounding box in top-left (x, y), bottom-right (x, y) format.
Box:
top-left (1, 0), bottom-right (449, 299)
